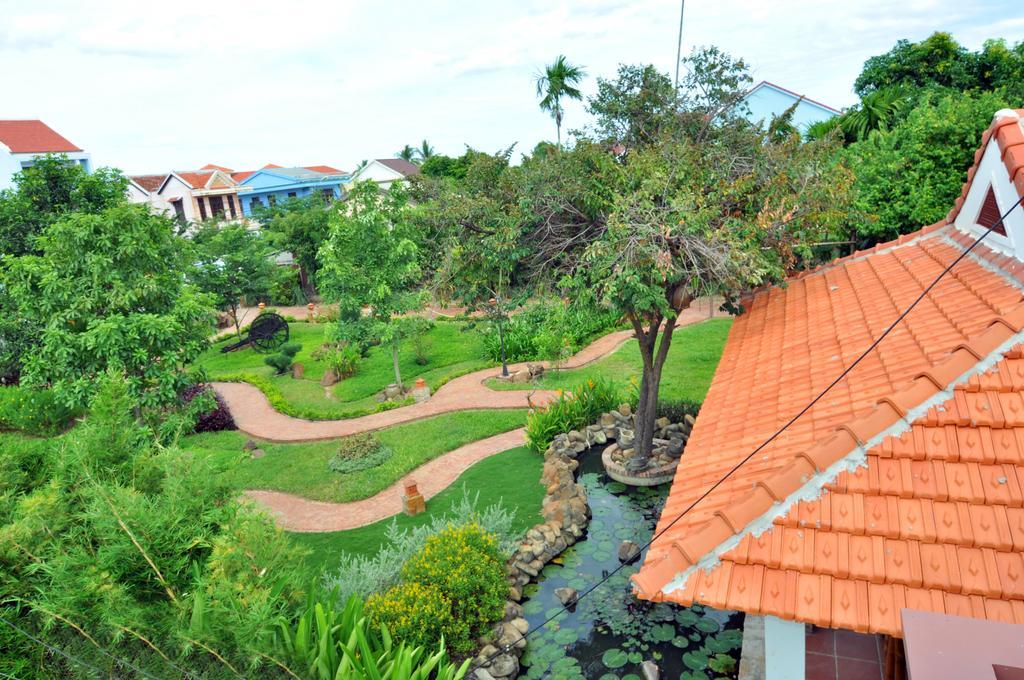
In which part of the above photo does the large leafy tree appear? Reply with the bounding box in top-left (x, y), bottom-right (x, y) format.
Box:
top-left (3, 204), bottom-right (214, 409)
top-left (318, 182), bottom-right (422, 389)
top-left (535, 55), bottom-right (586, 148)
top-left (396, 145), bottom-right (417, 162)
top-left (254, 193), bottom-right (334, 294)
top-left (415, 139), bottom-right (436, 163)
top-left (188, 222), bottom-right (276, 339)
top-left (0, 154), bottom-right (128, 257)
top-left (587, 64), bottom-right (677, 147)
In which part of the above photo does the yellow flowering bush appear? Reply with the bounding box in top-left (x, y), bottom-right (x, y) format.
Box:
top-left (368, 523), bottom-right (507, 655)
top-left (365, 581), bottom-right (466, 652)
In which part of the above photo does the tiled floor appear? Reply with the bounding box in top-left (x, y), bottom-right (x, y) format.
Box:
top-left (806, 627), bottom-right (885, 680)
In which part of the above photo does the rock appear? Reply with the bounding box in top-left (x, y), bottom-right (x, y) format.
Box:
top-left (474, 668), bottom-right (497, 680)
top-left (477, 644), bottom-right (499, 661)
top-left (684, 414), bottom-right (696, 426)
top-left (508, 585), bottom-right (522, 601)
top-left (250, 448), bottom-right (266, 460)
top-left (513, 560), bottom-right (537, 577)
top-left (383, 383), bottom-right (403, 399)
top-left (504, 601), bottom-right (523, 620)
top-left (527, 363), bottom-right (545, 377)
top-left (655, 416), bottom-right (671, 430)
top-left (242, 439), bottom-right (258, 451)
top-left (291, 362), bottom-right (305, 379)
top-left (667, 438), bottom-right (685, 458)
top-left (641, 660), bottom-right (660, 680)
top-left (487, 653), bottom-right (518, 677)
top-left (509, 617), bottom-right (529, 634)
top-left (619, 402), bottom-right (632, 417)
top-left (618, 540), bottom-right (641, 564)
top-left (510, 369), bottom-right (532, 384)
top-left (600, 412), bottom-right (617, 427)
top-left (554, 587), bottom-right (578, 606)
top-left (320, 368), bottom-right (339, 386)
top-left (568, 430), bottom-right (586, 443)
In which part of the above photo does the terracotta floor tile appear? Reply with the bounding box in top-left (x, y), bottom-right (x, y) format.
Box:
top-left (835, 629), bottom-right (881, 662)
top-left (807, 626), bottom-right (836, 655)
top-left (836, 656), bottom-right (883, 680)
top-left (806, 651), bottom-right (838, 680)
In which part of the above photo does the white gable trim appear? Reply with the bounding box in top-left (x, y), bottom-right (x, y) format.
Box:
top-left (953, 134), bottom-right (1024, 260)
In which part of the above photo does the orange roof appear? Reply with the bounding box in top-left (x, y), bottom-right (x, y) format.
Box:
top-left (174, 171), bottom-right (214, 189)
top-left (634, 110), bottom-right (1024, 638)
top-left (304, 165), bottom-right (343, 174)
top-left (231, 170), bottom-right (255, 182)
top-left (200, 163), bottom-right (233, 172)
top-left (0, 120), bottom-right (82, 153)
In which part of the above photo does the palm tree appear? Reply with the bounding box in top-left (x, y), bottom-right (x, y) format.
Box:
top-left (396, 145), bottom-right (417, 162)
top-left (414, 139), bottom-right (436, 164)
top-left (535, 55), bottom-right (586, 148)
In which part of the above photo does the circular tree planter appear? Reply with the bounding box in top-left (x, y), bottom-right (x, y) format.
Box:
top-left (602, 445), bottom-right (678, 486)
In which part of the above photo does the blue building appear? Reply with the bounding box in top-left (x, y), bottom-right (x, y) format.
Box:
top-left (236, 165), bottom-right (349, 216)
top-left (739, 81), bottom-right (840, 131)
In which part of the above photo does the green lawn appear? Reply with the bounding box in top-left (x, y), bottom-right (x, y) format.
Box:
top-left (289, 446), bottom-right (544, 573)
top-left (486, 318), bottom-right (732, 403)
top-left (195, 320), bottom-right (495, 419)
top-left (182, 409), bottom-right (527, 503)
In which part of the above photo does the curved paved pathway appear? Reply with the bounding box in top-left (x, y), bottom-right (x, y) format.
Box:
top-left (219, 298), bottom-right (724, 531)
top-left (244, 428), bottom-right (527, 532)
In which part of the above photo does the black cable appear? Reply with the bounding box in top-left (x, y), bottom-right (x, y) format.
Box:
top-left (0, 616), bottom-right (106, 677)
top-left (473, 195), bottom-right (1024, 676)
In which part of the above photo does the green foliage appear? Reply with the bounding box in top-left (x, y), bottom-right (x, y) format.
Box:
top-left (273, 592), bottom-right (470, 680)
top-left (188, 221), bottom-right (276, 333)
top-left (535, 54), bottom-right (587, 146)
top-left (327, 433), bottom-right (394, 474)
top-left (842, 89), bottom-right (1012, 241)
top-left (587, 63), bottom-right (678, 147)
top-left (0, 372), bottom-right (308, 676)
top-left (0, 155), bottom-right (128, 257)
top-left (854, 32), bottom-right (1024, 97)
top-left (265, 342), bottom-right (303, 375)
top-left (526, 378), bottom-right (622, 453)
top-left (254, 192), bottom-right (335, 292)
top-left (0, 386), bottom-right (78, 435)
top-left (323, 343), bottom-right (362, 378)
top-left (482, 297), bottom-right (621, 363)
top-left (420, 154), bottom-right (471, 180)
top-left (3, 204), bottom-right (215, 410)
top-left (269, 265), bottom-right (305, 305)
top-left (368, 524), bottom-right (507, 655)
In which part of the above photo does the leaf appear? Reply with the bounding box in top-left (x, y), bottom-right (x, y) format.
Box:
top-left (682, 650), bottom-right (709, 670)
top-left (602, 648), bottom-right (629, 669)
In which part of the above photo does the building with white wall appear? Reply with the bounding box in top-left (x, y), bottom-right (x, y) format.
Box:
top-left (0, 120), bottom-right (92, 191)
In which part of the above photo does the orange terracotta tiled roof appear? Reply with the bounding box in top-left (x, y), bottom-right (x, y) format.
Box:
top-left (200, 163), bottom-right (233, 172)
top-left (0, 120), bottom-right (82, 153)
top-left (303, 164), bottom-right (343, 174)
top-left (634, 110), bottom-right (1024, 637)
top-left (947, 109), bottom-right (1024, 224)
top-left (129, 174), bottom-right (166, 192)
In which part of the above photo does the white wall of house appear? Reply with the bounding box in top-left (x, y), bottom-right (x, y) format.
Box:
top-left (954, 115), bottom-right (1024, 260)
top-left (763, 616), bottom-right (804, 680)
top-left (350, 160), bottom-right (406, 190)
top-left (0, 145), bottom-right (93, 191)
top-left (156, 175), bottom-right (198, 222)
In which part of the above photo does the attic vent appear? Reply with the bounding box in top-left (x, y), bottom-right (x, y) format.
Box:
top-left (978, 185), bottom-right (1006, 236)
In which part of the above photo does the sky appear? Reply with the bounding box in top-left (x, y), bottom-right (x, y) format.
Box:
top-left (1, 0), bottom-right (1021, 175)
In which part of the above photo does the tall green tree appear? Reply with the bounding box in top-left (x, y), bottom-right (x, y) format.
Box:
top-left (587, 63), bottom-right (677, 148)
top-left (0, 154), bottom-right (128, 257)
top-left (535, 55), bottom-right (586, 147)
top-left (254, 193), bottom-right (334, 294)
top-left (396, 145), bottom-right (417, 162)
top-left (318, 182), bottom-right (422, 390)
top-left (3, 204), bottom-right (214, 409)
top-left (415, 139), bottom-right (436, 163)
top-left (188, 222), bottom-right (276, 339)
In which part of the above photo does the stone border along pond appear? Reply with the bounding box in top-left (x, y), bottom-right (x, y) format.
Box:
top-left (472, 406), bottom-right (745, 680)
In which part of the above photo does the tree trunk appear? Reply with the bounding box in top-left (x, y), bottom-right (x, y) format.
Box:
top-left (627, 293), bottom-right (691, 472)
top-left (391, 341), bottom-right (403, 391)
top-left (230, 303), bottom-right (243, 342)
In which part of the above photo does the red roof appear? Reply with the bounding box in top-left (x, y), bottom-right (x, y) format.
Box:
top-left (634, 109), bottom-right (1024, 637)
top-left (129, 174), bottom-right (166, 192)
top-left (231, 170), bottom-right (255, 182)
top-left (0, 120), bottom-right (82, 153)
top-left (262, 163), bottom-right (282, 169)
top-left (200, 163), bottom-right (233, 172)
top-left (304, 165), bottom-right (343, 174)
top-left (173, 171), bottom-right (214, 189)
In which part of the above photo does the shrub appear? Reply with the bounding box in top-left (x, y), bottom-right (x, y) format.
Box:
top-left (481, 298), bottom-right (621, 363)
top-left (0, 386), bottom-right (78, 435)
top-left (279, 342), bottom-right (302, 358)
top-left (368, 524), bottom-right (507, 655)
top-left (264, 342), bottom-right (302, 375)
top-left (326, 343), bottom-right (361, 379)
top-left (656, 399), bottom-right (702, 424)
top-left (327, 432), bottom-right (394, 474)
top-left (180, 384), bottom-right (235, 433)
top-left (268, 266), bottom-right (305, 306)
top-left (526, 377), bottom-right (622, 453)
top-left (323, 489), bottom-right (520, 606)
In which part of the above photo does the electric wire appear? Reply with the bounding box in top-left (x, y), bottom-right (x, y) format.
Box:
top-left (472, 195), bottom-right (1024, 676)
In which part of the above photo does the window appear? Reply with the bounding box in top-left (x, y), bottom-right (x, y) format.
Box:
top-left (287, 191), bottom-right (297, 199)
top-left (198, 198), bottom-right (208, 220)
top-left (322, 188), bottom-right (334, 202)
top-left (268, 194), bottom-right (277, 207)
top-left (977, 186), bottom-right (1006, 236)
top-left (210, 196), bottom-right (225, 218)
top-left (172, 201), bottom-right (186, 224)
top-left (250, 197), bottom-right (263, 212)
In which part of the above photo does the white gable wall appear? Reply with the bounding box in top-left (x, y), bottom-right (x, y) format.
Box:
top-left (350, 161), bottom-right (406, 190)
top-left (156, 175), bottom-right (197, 222)
top-left (954, 132), bottom-right (1024, 259)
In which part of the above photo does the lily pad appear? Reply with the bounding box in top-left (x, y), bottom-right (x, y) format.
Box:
top-left (695, 617), bottom-right (720, 634)
top-left (606, 481), bottom-right (628, 493)
top-left (675, 609), bottom-right (699, 626)
top-left (554, 627), bottom-right (579, 645)
top-left (670, 635), bottom-right (690, 649)
top-left (682, 650), bottom-right (709, 670)
top-left (709, 653), bottom-right (737, 674)
top-left (602, 648), bottom-right (628, 669)
top-left (627, 651), bottom-right (642, 664)
top-left (649, 622), bottom-right (676, 642)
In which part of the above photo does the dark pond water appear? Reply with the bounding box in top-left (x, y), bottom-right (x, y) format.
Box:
top-left (517, 449), bottom-right (744, 680)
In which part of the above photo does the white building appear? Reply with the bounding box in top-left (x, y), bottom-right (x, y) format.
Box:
top-left (0, 120), bottom-right (92, 191)
top-left (349, 158), bottom-right (421, 190)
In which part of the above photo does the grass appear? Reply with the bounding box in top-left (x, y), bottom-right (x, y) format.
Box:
top-left (195, 320), bottom-right (494, 419)
top-left (289, 446), bottom-right (544, 572)
top-left (486, 317), bottom-right (732, 403)
top-left (182, 409), bottom-right (527, 503)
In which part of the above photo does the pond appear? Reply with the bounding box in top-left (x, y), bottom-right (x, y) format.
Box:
top-left (517, 448), bottom-right (744, 679)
